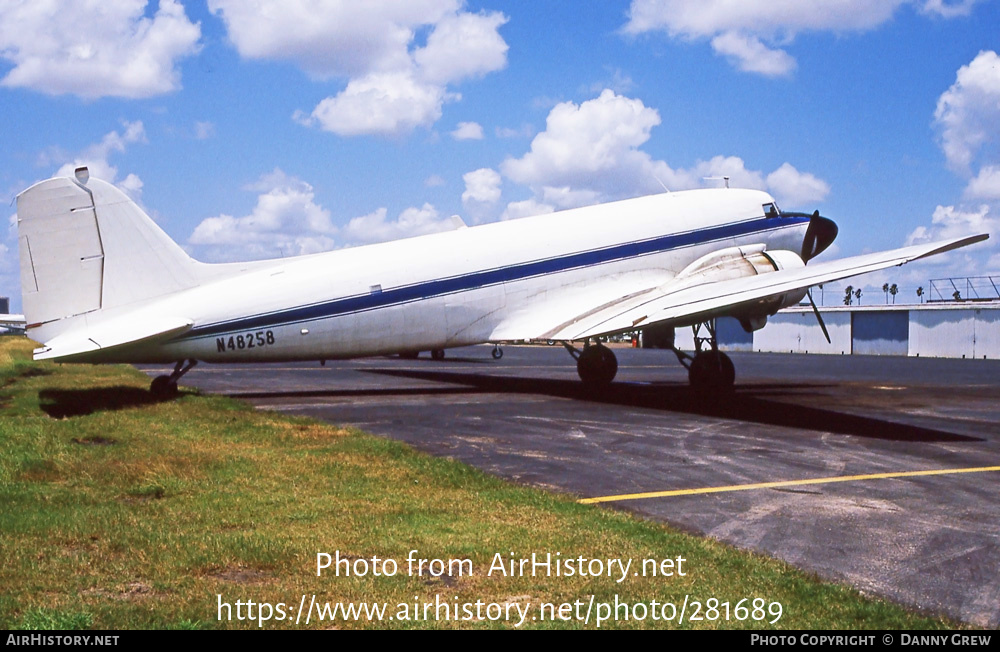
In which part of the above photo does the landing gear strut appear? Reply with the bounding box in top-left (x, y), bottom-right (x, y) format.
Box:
top-left (670, 320), bottom-right (735, 392)
top-left (565, 341), bottom-right (618, 386)
top-left (150, 359), bottom-right (197, 398)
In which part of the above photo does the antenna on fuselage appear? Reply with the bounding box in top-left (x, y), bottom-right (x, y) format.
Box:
top-left (652, 176), bottom-right (670, 193)
top-left (703, 176), bottom-right (730, 189)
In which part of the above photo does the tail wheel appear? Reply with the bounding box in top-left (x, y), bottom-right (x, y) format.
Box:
top-left (148, 359), bottom-right (196, 399)
top-left (688, 350), bottom-right (735, 393)
top-left (431, 349), bottom-right (446, 361)
top-left (576, 344), bottom-right (618, 386)
top-left (150, 375), bottom-right (178, 399)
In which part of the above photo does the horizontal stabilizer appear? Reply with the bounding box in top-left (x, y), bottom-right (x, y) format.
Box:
top-left (33, 316), bottom-right (193, 362)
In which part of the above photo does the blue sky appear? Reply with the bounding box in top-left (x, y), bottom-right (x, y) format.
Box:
top-left (2, 0), bottom-right (999, 311)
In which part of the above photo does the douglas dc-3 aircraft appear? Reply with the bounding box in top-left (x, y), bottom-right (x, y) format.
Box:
top-left (16, 167), bottom-right (987, 397)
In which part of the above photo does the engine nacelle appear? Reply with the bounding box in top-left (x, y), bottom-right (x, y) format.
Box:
top-left (671, 245), bottom-right (807, 331)
top-left (758, 249), bottom-right (808, 312)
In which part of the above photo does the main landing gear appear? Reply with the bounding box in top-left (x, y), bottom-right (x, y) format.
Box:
top-left (565, 341), bottom-right (618, 386)
top-left (150, 359), bottom-right (197, 398)
top-left (561, 319), bottom-right (735, 393)
top-left (670, 320), bottom-right (735, 393)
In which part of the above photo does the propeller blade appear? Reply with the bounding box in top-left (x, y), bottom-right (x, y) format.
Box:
top-left (807, 288), bottom-right (831, 344)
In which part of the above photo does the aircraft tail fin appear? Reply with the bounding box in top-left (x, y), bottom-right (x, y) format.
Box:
top-left (16, 168), bottom-right (203, 341)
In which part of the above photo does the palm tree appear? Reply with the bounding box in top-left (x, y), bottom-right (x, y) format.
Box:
top-left (855, 288), bottom-right (862, 305)
top-left (844, 285), bottom-right (854, 306)
top-left (882, 283), bottom-right (889, 304)
top-left (916, 286), bottom-right (924, 304)
top-left (889, 283), bottom-right (898, 304)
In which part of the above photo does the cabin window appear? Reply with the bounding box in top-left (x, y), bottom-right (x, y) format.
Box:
top-left (763, 202), bottom-right (779, 218)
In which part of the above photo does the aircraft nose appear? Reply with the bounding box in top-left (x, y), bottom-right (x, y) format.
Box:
top-left (801, 210), bottom-right (838, 262)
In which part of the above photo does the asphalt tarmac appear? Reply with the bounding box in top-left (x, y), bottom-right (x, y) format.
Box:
top-left (142, 346), bottom-right (1000, 627)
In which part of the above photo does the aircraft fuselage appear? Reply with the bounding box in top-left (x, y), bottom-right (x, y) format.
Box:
top-left (103, 188), bottom-right (809, 364)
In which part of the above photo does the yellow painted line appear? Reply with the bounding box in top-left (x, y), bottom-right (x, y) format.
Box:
top-left (579, 465), bottom-right (1000, 504)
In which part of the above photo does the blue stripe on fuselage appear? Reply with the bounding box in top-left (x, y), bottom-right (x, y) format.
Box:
top-left (182, 215), bottom-right (808, 340)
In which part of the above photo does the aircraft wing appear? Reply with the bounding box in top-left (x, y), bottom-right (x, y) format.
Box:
top-left (495, 234), bottom-right (988, 343)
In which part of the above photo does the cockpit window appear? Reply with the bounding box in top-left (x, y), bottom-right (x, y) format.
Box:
top-left (763, 202), bottom-right (779, 218)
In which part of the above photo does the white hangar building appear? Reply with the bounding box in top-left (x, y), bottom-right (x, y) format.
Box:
top-left (673, 303), bottom-right (1000, 360)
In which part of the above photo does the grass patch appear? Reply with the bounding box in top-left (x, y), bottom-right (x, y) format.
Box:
top-left (0, 336), bottom-right (959, 629)
top-left (19, 608), bottom-right (94, 631)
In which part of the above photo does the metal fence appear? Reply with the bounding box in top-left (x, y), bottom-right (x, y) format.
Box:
top-left (928, 277), bottom-right (1000, 302)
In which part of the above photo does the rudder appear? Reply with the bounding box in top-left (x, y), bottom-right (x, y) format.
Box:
top-left (16, 168), bottom-right (202, 340)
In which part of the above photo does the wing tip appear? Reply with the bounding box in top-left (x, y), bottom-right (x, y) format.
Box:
top-left (913, 233), bottom-right (989, 261)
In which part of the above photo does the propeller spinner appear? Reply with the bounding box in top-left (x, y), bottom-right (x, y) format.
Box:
top-left (801, 210), bottom-right (839, 262)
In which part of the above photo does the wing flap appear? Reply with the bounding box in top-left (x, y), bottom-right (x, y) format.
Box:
top-left (488, 271), bottom-right (667, 342)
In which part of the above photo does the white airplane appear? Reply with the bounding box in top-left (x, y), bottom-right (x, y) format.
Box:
top-left (15, 166), bottom-right (987, 397)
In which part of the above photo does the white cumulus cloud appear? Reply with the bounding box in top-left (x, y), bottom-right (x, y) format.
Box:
top-left (462, 168), bottom-right (501, 204)
top-left (905, 204), bottom-right (996, 247)
top-left (964, 166), bottom-right (1000, 201)
top-left (624, 0), bottom-right (904, 36)
top-left (501, 90), bottom-right (671, 204)
top-left (623, 0), bottom-right (976, 76)
top-left (934, 50), bottom-right (1000, 174)
top-left (413, 10), bottom-right (509, 84)
top-left (906, 49), bottom-right (999, 277)
top-left (451, 122), bottom-right (485, 141)
top-left (42, 120), bottom-right (149, 202)
top-left (301, 71), bottom-right (453, 137)
top-left (211, 1), bottom-right (508, 137)
top-left (189, 169), bottom-right (337, 261)
top-left (709, 32), bottom-right (796, 77)
top-left (500, 90), bottom-right (830, 211)
top-left (343, 204), bottom-right (456, 244)
top-left (209, 0), bottom-right (456, 79)
top-left (766, 163), bottom-right (832, 208)
top-left (501, 199), bottom-right (555, 221)
top-left (0, 0), bottom-right (201, 99)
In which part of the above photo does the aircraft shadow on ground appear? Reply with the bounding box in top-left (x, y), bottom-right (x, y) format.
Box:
top-left (224, 386), bottom-right (483, 401)
top-left (357, 368), bottom-right (982, 444)
top-left (39, 386), bottom-right (173, 418)
top-left (36, 370), bottom-right (979, 443)
top-left (395, 355), bottom-right (494, 365)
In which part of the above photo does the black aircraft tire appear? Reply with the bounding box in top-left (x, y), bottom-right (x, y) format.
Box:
top-left (688, 350), bottom-right (735, 393)
top-left (431, 349), bottom-right (446, 361)
top-left (576, 344), bottom-right (618, 386)
top-left (150, 375), bottom-right (178, 398)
